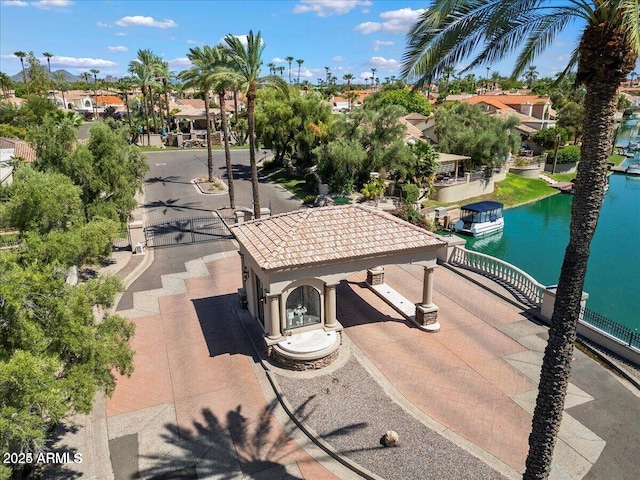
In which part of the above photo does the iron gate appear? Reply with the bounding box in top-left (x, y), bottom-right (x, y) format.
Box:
top-left (144, 212), bottom-right (234, 248)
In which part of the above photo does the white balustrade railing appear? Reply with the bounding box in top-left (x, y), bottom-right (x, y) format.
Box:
top-left (449, 246), bottom-right (544, 306)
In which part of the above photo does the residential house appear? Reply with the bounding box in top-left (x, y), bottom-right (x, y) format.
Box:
top-left (460, 94), bottom-right (556, 132)
top-left (0, 138), bottom-right (37, 185)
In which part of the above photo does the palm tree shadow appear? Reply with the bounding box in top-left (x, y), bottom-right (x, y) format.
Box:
top-left (139, 396), bottom-right (333, 480)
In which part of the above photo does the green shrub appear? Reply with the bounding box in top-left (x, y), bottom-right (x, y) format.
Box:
top-left (547, 145), bottom-right (581, 164)
top-left (401, 184), bottom-right (420, 204)
top-left (262, 159), bottom-right (278, 172)
top-left (302, 195), bottom-right (315, 205)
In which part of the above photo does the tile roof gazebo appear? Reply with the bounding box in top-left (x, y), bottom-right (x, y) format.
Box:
top-left (230, 205), bottom-right (446, 370)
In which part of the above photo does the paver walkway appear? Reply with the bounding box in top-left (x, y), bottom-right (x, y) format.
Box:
top-left (106, 252), bottom-right (340, 479)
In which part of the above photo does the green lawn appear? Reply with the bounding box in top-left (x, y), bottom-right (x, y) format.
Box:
top-left (262, 167), bottom-right (314, 200)
top-left (609, 153), bottom-right (626, 166)
top-left (424, 173), bottom-right (557, 209)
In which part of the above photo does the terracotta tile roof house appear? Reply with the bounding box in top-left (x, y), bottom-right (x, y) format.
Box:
top-left (0, 137), bottom-right (37, 163)
top-left (230, 204), bottom-right (445, 272)
top-left (400, 116), bottom-right (428, 143)
top-left (460, 94), bottom-right (556, 132)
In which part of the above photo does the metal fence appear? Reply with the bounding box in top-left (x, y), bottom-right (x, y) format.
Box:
top-left (144, 212), bottom-right (234, 248)
top-left (580, 308), bottom-right (640, 349)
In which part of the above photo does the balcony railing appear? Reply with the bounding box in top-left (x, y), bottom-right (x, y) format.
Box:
top-left (449, 245), bottom-right (544, 307)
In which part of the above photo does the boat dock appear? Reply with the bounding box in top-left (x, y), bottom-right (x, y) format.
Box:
top-left (611, 165), bottom-right (628, 173)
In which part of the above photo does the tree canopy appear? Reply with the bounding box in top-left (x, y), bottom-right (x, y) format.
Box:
top-left (434, 103), bottom-right (520, 168)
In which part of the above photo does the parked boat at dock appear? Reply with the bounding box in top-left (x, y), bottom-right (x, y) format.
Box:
top-left (454, 201), bottom-right (504, 236)
top-left (627, 163), bottom-right (640, 175)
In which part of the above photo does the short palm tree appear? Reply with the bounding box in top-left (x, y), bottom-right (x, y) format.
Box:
top-left (402, 1), bottom-right (639, 479)
top-left (524, 65), bottom-right (539, 89)
top-left (0, 72), bottom-right (12, 100)
top-left (13, 51), bottom-right (28, 94)
top-left (223, 30), bottom-right (288, 219)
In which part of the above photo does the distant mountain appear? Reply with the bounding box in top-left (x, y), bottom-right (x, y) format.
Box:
top-left (9, 69), bottom-right (118, 84)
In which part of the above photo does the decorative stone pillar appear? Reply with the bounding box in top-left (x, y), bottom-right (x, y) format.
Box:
top-left (416, 266), bottom-right (440, 331)
top-left (266, 293), bottom-right (282, 341)
top-left (325, 283), bottom-right (339, 328)
top-left (422, 266), bottom-right (436, 307)
top-left (366, 266), bottom-right (385, 286)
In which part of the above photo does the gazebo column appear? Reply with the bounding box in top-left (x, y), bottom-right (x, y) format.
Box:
top-left (265, 293), bottom-right (282, 341)
top-left (324, 283), bottom-right (339, 329)
top-left (415, 266), bottom-right (440, 331)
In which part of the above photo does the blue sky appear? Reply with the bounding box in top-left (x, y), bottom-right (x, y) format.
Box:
top-left (0, 0), bottom-right (585, 83)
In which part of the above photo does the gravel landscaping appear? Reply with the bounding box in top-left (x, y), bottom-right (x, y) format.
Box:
top-left (276, 356), bottom-right (507, 480)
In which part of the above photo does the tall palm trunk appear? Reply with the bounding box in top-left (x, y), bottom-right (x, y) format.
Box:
top-left (204, 93), bottom-right (214, 182)
top-left (148, 84), bottom-right (158, 132)
top-left (142, 85), bottom-right (151, 146)
top-left (124, 92), bottom-right (132, 128)
top-left (524, 24), bottom-right (635, 480)
top-left (163, 78), bottom-right (171, 132)
top-left (247, 84), bottom-right (260, 218)
top-left (20, 58), bottom-right (28, 94)
top-left (218, 90), bottom-right (235, 209)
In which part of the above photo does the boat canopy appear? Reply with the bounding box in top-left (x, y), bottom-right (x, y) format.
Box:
top-left (460, 201), bottom-right (504, 213)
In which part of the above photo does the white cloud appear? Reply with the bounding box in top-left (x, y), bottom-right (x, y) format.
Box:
top-left (218, 34), bottom-right (251, 48)
top-left (332, 56), bottom-right (346, 62)
top-left (168, 57), bottom-right (191, 69)
top-left (97, 21), bottom-right (112, 28)
top-left (369, 56), bottom-right (399, 68)
top-left (114, 32), bottom-right (126, 36)
top-left (293, 0), bottom-right (371, 17)
top-left (32, 0), bottom-right (72, 9)
top-left (186, 39), bottom-right (203, 45)
top-left (115, 15), bottom-right (177, 29)
top-left (1, 1), bottom-right (29, 6)
top-left (107, 46), bottom-right (128, 53)
top-left (48, 56), bottom-right (118, 68)
top-left (372, 40), bottom-right (394, 51)
top-left (354, 7), bottom-right (426, 35)
top-left (271, 57), bottom-right (287, 63)
top-left (359, 71), bottom-right (373, 80)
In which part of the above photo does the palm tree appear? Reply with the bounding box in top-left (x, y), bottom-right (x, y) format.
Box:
top-left (402, 2), bottom-right (639, 479)
top-left (296, 58), bottom-right (304, 83)
top-left (129, 49), bottom-right (158, 145)
top-left (491, 70), bottom-right (501, 90)
top-left (324, 66), bottom-right (330, 85)
top-left (43, 51), bottom-right (53, 78)
top-left (0, 72), bottom-right (12, 100)
top-left (0, 72), bottom-right (12, 99)
top-left (153, 59), bottom-right (173, 132)
top-left (90, 68), bottom-right (100, 119)
top-left (14, 51), bottom-right (28, 94)
top-left (370, 68), bottom-right (377, 88)
top-left (179, 47), bottom-right (219, 182)
top-left (210, 46), bottom-right (243, 209)
top-left (116, 77), bottom-right (134, 128)
top-left (285, 56), bottom-right (294, 83)
top-left (630, 70), bottom-right (638, 87)
top-left (224, 30), bottom-right (288, 219)
top-left (524, 65), bottom-right (539, 89)
top-left (267, 62), bottom-right (275, 75)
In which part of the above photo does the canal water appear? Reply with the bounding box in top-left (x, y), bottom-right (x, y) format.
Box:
top-left (464, 120), bottom-right (640, 332)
